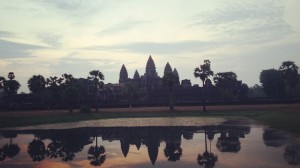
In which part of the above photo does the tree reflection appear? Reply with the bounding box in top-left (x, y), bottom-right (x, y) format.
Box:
top-left (46, 130), bottom-right (94, 161)
top-left (216, 132), bottom-right (241, 153)
top-left (263, 128), bottom-right (287, 147)
top-left (0, 147), bottom-right (5, 161)
top-left (197, 129), bottom-right (218, 168)
top-left (284, 144), bottom-right (300, 165)
top-left (164, 128), bottom-right (182, 162)
top-left (27, 138), bottom-right (46, 162)
top-left (1, 133), bottom-right (20, 160)
top-left (88, 137), bottom-right (106, 166)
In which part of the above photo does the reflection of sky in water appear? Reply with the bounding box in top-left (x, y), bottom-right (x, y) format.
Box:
top-left (0, 125), bottom-right (299, 168)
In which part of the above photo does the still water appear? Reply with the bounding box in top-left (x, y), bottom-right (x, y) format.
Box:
top-left (0, 118), bottom-right (299, 168)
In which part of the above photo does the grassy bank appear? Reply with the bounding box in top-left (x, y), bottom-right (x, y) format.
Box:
top-left (0, 104), bottom-right (299, 135)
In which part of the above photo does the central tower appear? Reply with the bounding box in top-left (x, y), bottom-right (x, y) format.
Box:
top-left (145, 55), bottom-right (158, 78)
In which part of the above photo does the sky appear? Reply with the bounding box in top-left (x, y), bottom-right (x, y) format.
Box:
top-left (0, 0), bottom-right (300, 93)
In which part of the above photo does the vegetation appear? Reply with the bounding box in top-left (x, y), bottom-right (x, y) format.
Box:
top-left (194, 60), bottom-right (214, 112)
top-left (279, 61), bottom-right (299, 101)
top-left (260, 69), bottom-right (285, 98)
top-left (162, 72), bottom-right (177, 111)
top-left (88, 70), bottom-right (105, 112)
top-left (213, 71), bottom-right (248, 100)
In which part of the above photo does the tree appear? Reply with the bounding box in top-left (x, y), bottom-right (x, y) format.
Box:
top-left (279, 61), bottom-right (299, 101)
top-left (197, 129), bottom-right (218, 168)
top-left (88, 70), bottom-right (105, 112)
top-left (88, 137), bottom-right (106, 166)
top-left (27, 138), bottom-right (46, 162)
top-left (61, 74), bottom-right (79, 112)
top-left (46, 76), bottom-right (63, 109)
top-left (194, 60), bottom-right (213, 112)
top-left (3, 72), bottom-right (21, 106)
top-left (163, 72), bottom-right (177, 111)
top-left (122, 81), bottom-right (138, 109)
top-left (28, 75), bottom-right (46, 106)
top-left (260, 69), bottom-right (285, 98)
top-left (213, 72), bottom-right (248, 100)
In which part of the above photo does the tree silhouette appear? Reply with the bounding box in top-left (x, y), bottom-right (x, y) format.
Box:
top-left (260, 69), bottom-right (285, 98)
top-left (88, 70), bottom-right (105, 112)
top-left (61, 74), bottom-right (79, 112)
top-left (279, 61), bottom-right (299, 101)
top-left (46, 76), bottom-right (63, 109)
top-left (3, 72), bottom-right (21, 107)
top-left (27, 138), bottom-right (46, 162)
top-left (197, 130), bottom-right (217, 168)
top-left (88, 137), bottom-right (106, 166)
top-left (1, 133), bottom-right (20, 160)
top-left (164, 142), bottom-right (182, 162)
top-left (28, 75), bottom-right (46, 95)
top-left (162, 72), bottom-right (177, 111)
top-left (194, 60), bottom-right (213, 112)
top-left (122, 81), bottom-right (138, 109)
top-left (28, 75), bottom-right (46, 106)
top-left (0, 147), bottom-right (5, 161)
top-left (284, 144), bottom-right (300, 165)
top-left (216, 132), bottom-right (241, 153)
top-left (213, 72), bottom-right (248, 100)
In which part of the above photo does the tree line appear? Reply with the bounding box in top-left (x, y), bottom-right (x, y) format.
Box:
top-left (0, 60), bottom-right (299, 112)
top-left (0, 70), bottom-right (104, 112)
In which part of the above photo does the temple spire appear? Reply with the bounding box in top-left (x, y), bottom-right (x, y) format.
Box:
top-left (145, 55), bottom-right (158, 78)
top-left (133, 70), bottom-right (140, 80)
top-left (164, 62), bottom-right (172, 75)
top-left (119, 64), bottom-right (128, 84)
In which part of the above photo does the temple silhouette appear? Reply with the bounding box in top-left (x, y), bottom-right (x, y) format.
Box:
top-left (103, 55), bottom-right (218, 106)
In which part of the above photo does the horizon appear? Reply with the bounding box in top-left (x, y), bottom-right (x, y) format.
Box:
top-left (1, 0), bottom-right (300, 93)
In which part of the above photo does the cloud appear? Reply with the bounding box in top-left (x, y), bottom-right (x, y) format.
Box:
top-left (0, 39), bottom-right (48, 59)
top-left (189, 0), bottom-right (292, 43)
top-left (0, 30), bottom-right (16, 38)
top-left (83, 40), bottom-right (217, 54)
top-left (97, 20), bottom-right (149, 36)
top-left (36, 33), bottom-right (62, 48)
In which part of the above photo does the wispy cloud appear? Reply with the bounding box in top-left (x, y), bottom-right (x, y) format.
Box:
top-left (0, 30), bottom-right (16, 38)
top-left (36, 33), bottom-right (62, 48)
top-left (83, 40), bottom-right (217, 54)
top-left (0, 39), bottom-right (48, 59)
top-left (97, 20), bottom-right (149, 36)
top-left (189, 0), bottom-right (292, 43)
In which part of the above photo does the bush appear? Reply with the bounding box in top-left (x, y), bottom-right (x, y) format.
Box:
top-left (80, 105), bottom-right (91, 113)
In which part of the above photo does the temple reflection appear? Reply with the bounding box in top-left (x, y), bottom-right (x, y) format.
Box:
top-left (0, 125), bottom-right (253, 167)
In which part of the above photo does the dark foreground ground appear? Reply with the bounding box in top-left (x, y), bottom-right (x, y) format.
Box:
top-left (0, 104), bottom-right (299, 135)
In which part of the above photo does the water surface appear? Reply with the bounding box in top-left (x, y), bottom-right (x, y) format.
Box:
top-left (0, 117), bottom-right (299, 168)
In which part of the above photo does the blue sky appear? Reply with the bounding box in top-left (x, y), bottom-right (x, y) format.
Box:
top-left (0, 0), bottom-right (300, 93)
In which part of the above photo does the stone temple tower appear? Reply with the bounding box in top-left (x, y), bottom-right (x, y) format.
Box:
top-left (119, 64), bottom-right (128, 84)
top-left (145, 55), bottom-right (158, 78)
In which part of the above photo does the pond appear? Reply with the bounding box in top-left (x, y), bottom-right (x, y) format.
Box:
top-left (0, 117), bottom-right (299, 168)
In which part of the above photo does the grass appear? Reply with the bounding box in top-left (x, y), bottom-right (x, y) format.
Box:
top-left (0, 104), bottom-right (299, 135)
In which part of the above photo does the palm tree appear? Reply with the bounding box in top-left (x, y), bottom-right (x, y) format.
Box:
top-left (88, 137), bottom-right (106, 166)
top-left (46, 76), bottom-right (63, 109)
top-left (163, 72), bottom-right (176, 111)
top-left (194, 60), bottom-right (213, 112)
top-left (88, 70), bottom-right (105, 112)
top-left (197, 129), bottom-right (218, 168)
top-left (61, 74), bottom-right (79, 112)
top-left (279, 61), bottom-right (299, 101)
top-left (3, 72), bottom-right (21, 107)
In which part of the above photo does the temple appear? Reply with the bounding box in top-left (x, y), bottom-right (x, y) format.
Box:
top-left (102, 55), bottom-right (218, 106)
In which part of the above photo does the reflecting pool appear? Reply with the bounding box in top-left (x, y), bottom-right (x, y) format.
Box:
top-left (0, 118), bottom-right (299, 168)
